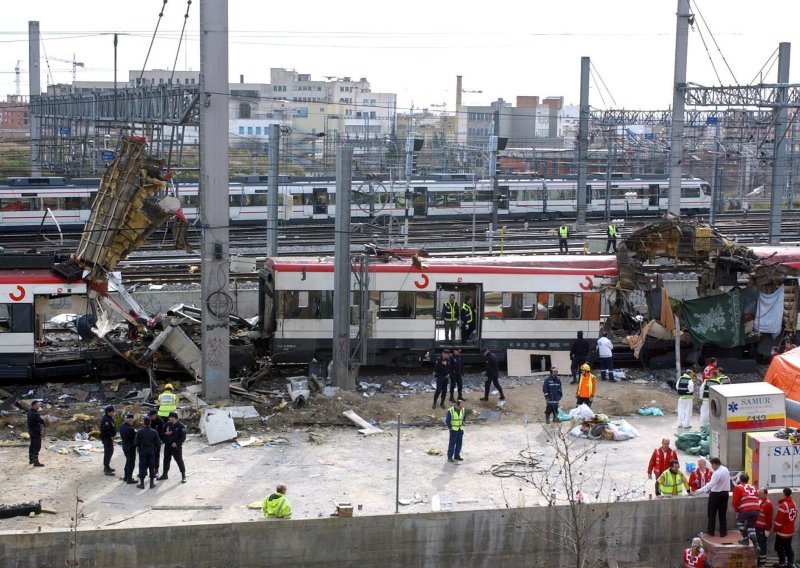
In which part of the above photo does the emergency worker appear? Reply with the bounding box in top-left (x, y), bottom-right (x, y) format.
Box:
top-left (558, 224), bottom-right (569, 253)
top-left (158, 383), bottom-right (178, 418)
top-left (606, 222), bottom-right (619, 253)
top-left (575, 363), bottom-right (595, 407)
top-left (441, 294), bottom-right (460, 342)
top-left (446, 400), bottom-right (465, 464)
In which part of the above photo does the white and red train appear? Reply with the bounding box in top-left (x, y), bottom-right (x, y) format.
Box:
top-left (258, 253), bottom-right (618, 366)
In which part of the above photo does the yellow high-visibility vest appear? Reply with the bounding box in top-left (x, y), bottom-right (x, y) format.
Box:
top-left (559, 226), bottom-right (569, 238)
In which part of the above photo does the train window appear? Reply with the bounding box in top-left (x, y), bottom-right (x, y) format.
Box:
top-left (40, 196), bottom-right (65, 210)
top-left (379, 291), bottom-right (415, 318)
top-left (415, 292), bottom-right (435, 319)
top-left (681, 186), bottom-right (700, 198)
top-left (0, 198), bottom-right (34, 211)
top-left (229, 194), bottom-right (242, 207)
top-left (181, 194), bottom-right (200, 207)
top-left (547, 293), bottom-right (582, 319)
top-left (700, 184), bottom-right (710, 196)
top-left (483, 292), bottom-right (503, 320)
top-left (249, 193), bottom-right (267, 206)
top-left (0, 303), bottom-right (33, 332)
top-left (280, 290), bottom-right (333, 319)
top-left (499, 292), bottom-right (539, 319)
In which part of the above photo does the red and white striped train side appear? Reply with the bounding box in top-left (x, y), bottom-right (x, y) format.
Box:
top-left (259, 254), bottom-right (618, 367)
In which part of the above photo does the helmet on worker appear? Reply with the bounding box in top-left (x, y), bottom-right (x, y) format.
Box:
top-left (164, 383), bottom-right (174, 391)
top-left (580, 363), bottom-right (591, 372)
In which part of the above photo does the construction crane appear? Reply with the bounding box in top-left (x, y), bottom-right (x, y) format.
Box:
top-left (50, 54), bottom-right (84, 82)
top-left (15, 60), bottom-right (21, 98)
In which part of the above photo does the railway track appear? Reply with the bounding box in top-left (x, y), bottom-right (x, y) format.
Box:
top-left (4, 211), bottom-right (800, 285)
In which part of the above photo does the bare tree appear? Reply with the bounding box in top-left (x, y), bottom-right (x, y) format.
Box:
top-left (525, 424), bottom-right (642, 568)
top-left (66, 484), bottom-right (85, 568)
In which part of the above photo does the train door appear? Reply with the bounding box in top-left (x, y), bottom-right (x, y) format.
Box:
top-left (413, 188), bottom-right (427, 217)
top-left (312, 187), bottom-right (329, 219)
top-left (497, 185), bottom-right (509, 217)
top-left (434, 283), bottom-right (482, 344)
top-left (647, 184), bottom-right (660, 208)
top-left (229, 183), bottom-right (243, 220)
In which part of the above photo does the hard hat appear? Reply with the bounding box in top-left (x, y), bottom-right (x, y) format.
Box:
top-left (164, 383), bottom-right (174, 391)
top-left (580, 363), bottom-right (591, 371)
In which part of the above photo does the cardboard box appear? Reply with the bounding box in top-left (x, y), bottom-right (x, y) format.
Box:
top-left (700, 533), bottom-right (756, 568)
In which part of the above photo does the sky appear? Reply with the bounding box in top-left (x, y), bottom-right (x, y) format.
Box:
top-left (3, 0), bottom-right (800, 113)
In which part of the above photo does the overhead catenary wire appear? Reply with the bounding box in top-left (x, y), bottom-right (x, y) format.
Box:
top-left (691, 0), bottom-right (739, 85)
top-left (589, 62), bottom-right (617, 108)
top-left (138, 0), bottom-right (169, 83)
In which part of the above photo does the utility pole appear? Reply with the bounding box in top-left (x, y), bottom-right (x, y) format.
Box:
top-left (28, 21), bottom-right (41, 176)
top-left (489, 134), bottom-right (499, 230)
top-left (710, 118), bottom-right (720, 224)
top-left (113, 34), bottom-right (118, 121)
top-left (267, 125), bottom-right (279, 256)
top-left (668, 0), bottom-right (691, 216)
top-left (604, 132), bottom-right (613, 223)
top-left (576, 57), bottom-right (590, 226)
top-left (404, 134), bottom-right (413, 246)
top-left (199, 0), bottom-right (230, 401)
top-left (770, 42), bottom-right (791, 245)
top-left (332, 145), bottom-right (354, 389)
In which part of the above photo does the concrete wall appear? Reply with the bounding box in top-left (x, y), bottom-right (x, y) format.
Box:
top-left (0, 496), bottom-right (746, 568)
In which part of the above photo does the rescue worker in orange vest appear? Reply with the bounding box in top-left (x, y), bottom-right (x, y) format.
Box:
top-left (755, 487), bottom-right (773, 566)
top-left (575, 363), bottom-right (595, 407)
top-left (683, 537), bottom-right (707, 568)
top-left (774, 487), bottom-right (797, 568)
top-left (732, 472), bottom-right (760, 547)
top-left (657, 459), bottom-right (689, 497)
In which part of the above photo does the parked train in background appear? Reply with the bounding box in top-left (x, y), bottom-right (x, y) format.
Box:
top-left (0, 173), bottom-right (711, 232)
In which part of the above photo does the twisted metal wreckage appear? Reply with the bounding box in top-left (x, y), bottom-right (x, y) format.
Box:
top-left (50, 136), bottom-right (254, 382)
top-left (612, 217), bottom-right (800, 367)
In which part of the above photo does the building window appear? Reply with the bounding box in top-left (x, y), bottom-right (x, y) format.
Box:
top-left (247, 127), bottom-right (253, 135)
top-left (238, 126), bottom-right (244, 135)
top-left (255, 127), bottom-right (261, 135)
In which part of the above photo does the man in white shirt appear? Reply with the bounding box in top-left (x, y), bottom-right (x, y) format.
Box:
top-left (692, 457), bottom-right (732, 537)
top-left (596, 332), bottom-right (616, 382)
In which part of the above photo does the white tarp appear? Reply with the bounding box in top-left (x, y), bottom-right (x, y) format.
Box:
top-left (756, 285), bottom-right (784, 335)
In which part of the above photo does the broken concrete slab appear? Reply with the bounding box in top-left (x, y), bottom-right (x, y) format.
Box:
top-left (181, 391), bottom-right (208, 408)
top-left (343, 410), bottom-right (382, 435)
top-left (224, 406), bottom-right (261, 425)
top-left (200, 409), bottom-right (237, 445)
top-left (123, 388), bottom-right (151, 402)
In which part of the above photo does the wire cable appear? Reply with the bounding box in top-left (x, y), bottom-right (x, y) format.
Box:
top-left (138, 0), bottom-right (169, 83)
top-left (692, 0), bottom-right (739, 85)
top-left (589, 62), bottom-right (617, 107)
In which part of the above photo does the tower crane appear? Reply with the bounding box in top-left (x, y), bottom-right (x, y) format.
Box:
top-left (50, 54), bottom-right (84, 82)
top-left (15, 60), bottom-right (21, 98)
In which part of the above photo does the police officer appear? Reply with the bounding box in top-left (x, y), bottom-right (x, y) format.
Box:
top-left (449, 347), bottom-right (464, 402)
top-left (543, 367), bottom-right (563, 424)
top-left (159, 411), bottom-right (187, 483)
top-left (147, 409), bottom-right (166, 478)
top-left (441, 293), bottom-right (460, 342)
top-left (100, 405), bottom-right (117, 476)
top-left (158, 383), bottom-right (178, 418)
top-left (480, 347), bottom-right (505, 402)
top-left (460, 296), bottom-right (475, 344)
top-left (558, 223), bottom-right (569, 253)
top-left (569, 331), bottom-right (590, 385)
top-left (134, 416), bottom-right (161, 489)
top-left (119, 413), bottom-right (138, 484)
top-left (27, 399), bottom-right (45, 467)
top-left (433, 349), bottom-right (451, 409)
top-left (606, 222), bottom-right (619, 253)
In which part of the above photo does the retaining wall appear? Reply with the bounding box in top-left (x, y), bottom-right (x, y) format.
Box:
top-left (0, 495), bottom-right (740, 568)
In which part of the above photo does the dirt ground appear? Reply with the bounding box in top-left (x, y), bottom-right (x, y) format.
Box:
top-left (0, 369), bottom-right (707, 533)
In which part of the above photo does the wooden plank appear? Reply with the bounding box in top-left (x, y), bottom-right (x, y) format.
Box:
top-left (150, 505), bottom-right (222, 511)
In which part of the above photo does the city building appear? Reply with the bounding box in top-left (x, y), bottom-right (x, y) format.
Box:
top-left (0, 96), bottom-right (29, 138)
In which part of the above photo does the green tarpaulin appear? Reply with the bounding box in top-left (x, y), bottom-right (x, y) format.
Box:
top-left (681, 288), bottom-right (744, 348)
